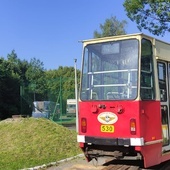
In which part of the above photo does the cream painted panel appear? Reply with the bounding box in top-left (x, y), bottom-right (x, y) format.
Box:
top-left (155, 40), bottom-right (170, 62)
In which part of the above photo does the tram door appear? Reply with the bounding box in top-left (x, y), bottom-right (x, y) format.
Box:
top-left (158, 62), bottom-right (170, 151)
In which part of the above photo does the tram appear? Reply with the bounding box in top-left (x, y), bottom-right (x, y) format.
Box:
top-left (77, 33), bottom-right (170, 168)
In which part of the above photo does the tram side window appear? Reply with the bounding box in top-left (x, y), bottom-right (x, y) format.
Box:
top-left (158, 62), bottom-right (167, 102)
top-left (140, 39), bottom-right (155, 100)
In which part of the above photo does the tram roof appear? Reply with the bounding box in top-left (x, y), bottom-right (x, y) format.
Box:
top-left (81, 33), bottom-right (170, 62)
top-left (81, 33), bottom-right (141, 43)
top-left (81, 33), bottom-right (169, 44)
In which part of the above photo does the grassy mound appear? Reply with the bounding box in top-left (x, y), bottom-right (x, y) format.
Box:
top-left (0, 117), bottom-right (82, 170)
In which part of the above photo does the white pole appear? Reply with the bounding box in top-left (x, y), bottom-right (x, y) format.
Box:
top-left (74, 59), bottom-right (78, 132)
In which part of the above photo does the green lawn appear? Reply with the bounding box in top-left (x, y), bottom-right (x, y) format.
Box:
top-left (0, 117), bottom-right (82, 170)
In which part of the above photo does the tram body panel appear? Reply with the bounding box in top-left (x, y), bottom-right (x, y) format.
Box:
top-left (78, 100), bottom-right (162, 167)
top-left (78, 100), bottom-right (161, 140)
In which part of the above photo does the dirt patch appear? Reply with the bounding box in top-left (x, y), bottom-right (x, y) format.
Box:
top-left (63, 164), bottom-right (104, 170)
top-left (48, 156), bottom-right (106, 170)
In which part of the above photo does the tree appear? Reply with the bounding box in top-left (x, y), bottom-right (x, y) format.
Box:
top-left (45, 66), bottom-right (80, 101)
top-left (25, 58), bottom-right (46, 101)
top-left (45, 66), bottom-right (80, 114)
top-left (0, 51), bottom-right (47, 119)
top-left (123, 0), bottom-right (170, 36)
top-left (94, 16), bottom-right (127, 38)
top-left (6, 50), bottom-right (30, 85)
top-left (0, 56), bottom-right (20, 119)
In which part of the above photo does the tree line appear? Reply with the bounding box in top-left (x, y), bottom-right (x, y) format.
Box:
top-left (0, 50), bottom-right (80, 120)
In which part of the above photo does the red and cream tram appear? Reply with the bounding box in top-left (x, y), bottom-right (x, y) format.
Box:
top-left (77, 33), bottom-right (170, 168)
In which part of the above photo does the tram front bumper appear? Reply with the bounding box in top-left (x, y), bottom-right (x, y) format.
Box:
top-left (77, 135), bottom-right (144, 146)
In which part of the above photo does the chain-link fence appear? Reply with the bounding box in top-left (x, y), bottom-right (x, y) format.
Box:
top-left (20, 77), bottom-right (77, 127)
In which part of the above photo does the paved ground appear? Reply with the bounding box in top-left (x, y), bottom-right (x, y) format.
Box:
top-left (47, 156), bottom-right (106, 170)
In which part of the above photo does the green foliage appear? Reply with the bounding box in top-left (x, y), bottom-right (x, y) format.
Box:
top-left (25, 58), bottom-right (46, 100)
top-left (94, 16), bottom-right (127, 38)
top-left (46, 66), bottom-right (80, 100)
top-left (0, 54), bottom-right (21, 119)
top-left (0, 50), bottom-right (80, 119)
top-left (0, 118), bottom-right (81, 170)
top-left (124, 0), bottom-right (170, 36)
top-left (0, 51), bottom-right (46, 119)
top-left (45, 66), bottom-right (80, 114)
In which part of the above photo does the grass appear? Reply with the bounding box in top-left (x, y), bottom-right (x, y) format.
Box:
top-left (0, 117), bottom-right (82, 170)
top-left (56, 116), bottom-right (76, 125)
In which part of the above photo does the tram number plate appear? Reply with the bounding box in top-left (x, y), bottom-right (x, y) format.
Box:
top-left (101, 125), bottom-right (114, 133)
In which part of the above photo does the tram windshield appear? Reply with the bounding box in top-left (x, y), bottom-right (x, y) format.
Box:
top-left (80, 39), bottom-right (139, 100)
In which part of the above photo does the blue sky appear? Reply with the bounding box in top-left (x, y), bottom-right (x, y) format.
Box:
top-left (0, 0), bottom-right (170, 70)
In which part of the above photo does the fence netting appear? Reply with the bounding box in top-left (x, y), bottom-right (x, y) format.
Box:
top-left (20, 77), bottom-right (76, 128)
